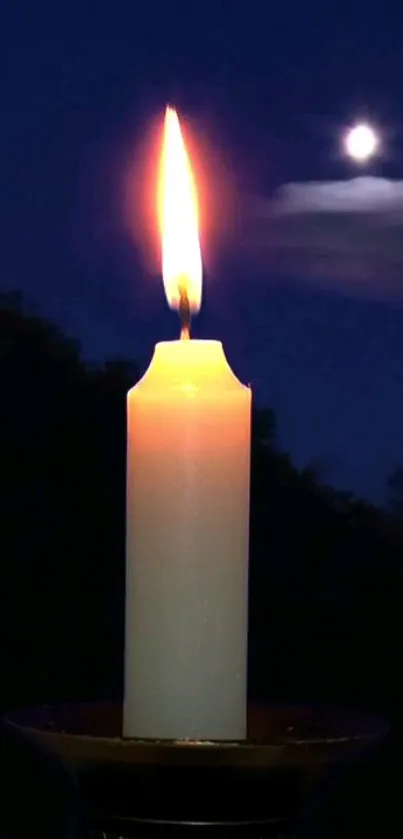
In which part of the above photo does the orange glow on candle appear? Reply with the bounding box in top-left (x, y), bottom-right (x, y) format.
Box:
top-left (158, 107), bottom-right (202, 314)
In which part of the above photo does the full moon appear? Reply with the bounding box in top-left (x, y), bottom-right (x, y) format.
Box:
top-left (344, 123), bottom-right (379, 162)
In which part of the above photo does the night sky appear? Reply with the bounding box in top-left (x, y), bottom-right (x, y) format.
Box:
top-left (2, 1), bottom-right (403, 503)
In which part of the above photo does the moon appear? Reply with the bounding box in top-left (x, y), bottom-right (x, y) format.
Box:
top-left (344, 123), bottom-right (379, 163)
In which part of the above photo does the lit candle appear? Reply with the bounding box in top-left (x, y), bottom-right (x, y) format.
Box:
top-left (123, 107), bottom-right (251, 741)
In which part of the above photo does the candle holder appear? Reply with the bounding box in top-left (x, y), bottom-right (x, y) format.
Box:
top-left (5, 702), bottom-right (388, 838)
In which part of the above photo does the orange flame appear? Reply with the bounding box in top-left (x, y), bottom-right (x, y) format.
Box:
top-left (158, 107), bottom-right (202, 313)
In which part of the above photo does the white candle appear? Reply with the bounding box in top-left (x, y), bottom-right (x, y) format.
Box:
top-left (123, 107), bottom-right (251, 741)
top-left (124, 339), bottom-right (251, 740)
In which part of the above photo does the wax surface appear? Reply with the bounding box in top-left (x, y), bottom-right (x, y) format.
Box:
top-left (124, 340), bottom-right (251, 740)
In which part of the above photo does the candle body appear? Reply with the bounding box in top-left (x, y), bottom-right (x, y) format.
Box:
top-left (124, 340), bottom-right (251, 740)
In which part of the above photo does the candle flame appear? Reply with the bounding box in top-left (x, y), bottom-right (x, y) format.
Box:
top-left (158, 107), bottom-right (202, 315)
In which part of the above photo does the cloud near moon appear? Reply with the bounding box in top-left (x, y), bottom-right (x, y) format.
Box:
top-left (241, 178), bottom-right (403, 300)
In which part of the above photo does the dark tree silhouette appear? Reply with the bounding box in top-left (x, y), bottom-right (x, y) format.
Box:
top-left (0, 293), bottom-right (138, 709)
top-left (387, 465), bottom-right (403, 517)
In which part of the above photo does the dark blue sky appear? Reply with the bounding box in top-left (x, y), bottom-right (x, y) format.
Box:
top-left (2, 0), bottom-right (403, 503)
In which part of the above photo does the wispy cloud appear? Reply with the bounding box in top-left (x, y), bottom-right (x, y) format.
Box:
top-left (273, 177), bottom-right (403, 215)
top-left (244, 177), bottom-right (403, 299)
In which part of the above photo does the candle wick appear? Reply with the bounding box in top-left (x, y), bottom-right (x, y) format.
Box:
top-left (178, 284), bottom-right (191, 340)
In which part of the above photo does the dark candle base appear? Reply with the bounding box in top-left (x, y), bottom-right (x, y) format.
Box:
top-left (4, 703), bottom-right (388, 838)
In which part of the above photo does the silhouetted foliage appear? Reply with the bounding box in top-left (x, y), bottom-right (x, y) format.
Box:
top-left (0, 294), bottom-right (138, 708)
top-left (387, 465), bottom-right (403, 517)
top-left (1, 293), bottom-right (402, 728)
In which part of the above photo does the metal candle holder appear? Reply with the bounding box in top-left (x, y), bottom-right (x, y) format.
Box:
top-left (5, 701), bottom-right (388, 838)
